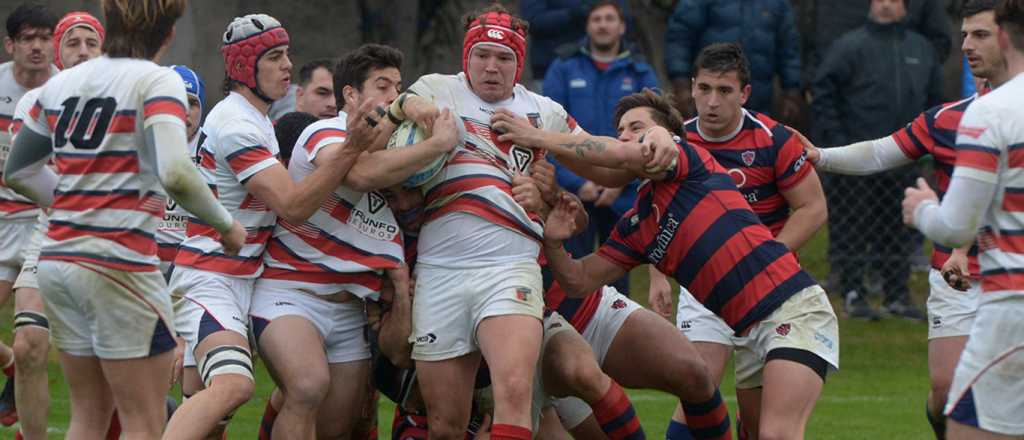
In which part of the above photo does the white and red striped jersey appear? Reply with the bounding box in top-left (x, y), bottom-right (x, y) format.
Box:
top-left (953, 73), bottom-right (1024, 295)
top-left (175, 92), bottom-right (280, 278)
top-left (261, 114), bottom-right (403, 298)
top-left (0, 62), bottom-right (55, 220)
top-left (19, 56), bottom-right (188, 272)
top-left (409, 73), bottom-right (580, 265)
top-left (155, 135), bottom-right (200, 264)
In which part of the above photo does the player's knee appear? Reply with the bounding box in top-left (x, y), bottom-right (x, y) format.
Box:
top-left (282, 370), bottom-right (330, 409)
top-left (668, 353), bottom-right (714, 398)
top-left (756, 420), bottom-right (801, 440)
top-left (12, 328), bottom-right (48, 368)
top-left (199, 345), bottom-right (255, 408)
top-left (426, 414), bottom-right (467, 440)
top-left (560, 356), bottom-right (607, 398)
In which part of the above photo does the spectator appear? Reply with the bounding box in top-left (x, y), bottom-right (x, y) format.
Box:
top-left (664, 0), bottom-right (802, 122)
top-left (812, 0), bottom-right (941, 321)
top-left (543, 0), bottom-right (658, 295)
top-left (521, 0), bottom-right (629, 91)
top-left (804, 0), bottom-right (952, 88)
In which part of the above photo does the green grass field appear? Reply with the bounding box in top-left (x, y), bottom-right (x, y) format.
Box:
top-left (0, 230), bottom-right (941, 439)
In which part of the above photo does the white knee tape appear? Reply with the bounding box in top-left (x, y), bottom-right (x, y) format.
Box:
top-left (197, 345), bottom-right (253, 387)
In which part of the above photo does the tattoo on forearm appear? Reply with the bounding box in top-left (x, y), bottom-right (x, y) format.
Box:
top-left (559, 139), bottom-right (606, 158)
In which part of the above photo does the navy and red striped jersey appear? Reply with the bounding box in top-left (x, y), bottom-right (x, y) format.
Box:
top-left (597, 139), bottom-right (816, 333)
top-left (892, 94), bottom-right (982, 275)
top-left (541, 254), bottom-right (603, 333)
top-left (685, 109), bottom-right (812, 236)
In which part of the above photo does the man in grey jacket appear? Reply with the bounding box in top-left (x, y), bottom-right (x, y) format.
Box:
top-left (812, 0), bottom-right (942, 321)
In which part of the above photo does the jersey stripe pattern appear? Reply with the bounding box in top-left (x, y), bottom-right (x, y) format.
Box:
top-left (598, 140), bottom-right (816, 333)
top-left (541, 255), bottom-right (603, 333)
top-left (951, 75), bottom-right (1024, 295)
top-left (20, 57), bottom-right (188, 272)
top-left (410, 73), bottom-right (580, 242)
top-left (155, 135), bottom-right (201, 264)
top-left (0, 62), bottom-right (44, 220)
top-left (174, 92), bottom-right (280, 278)
top-left (261, 115), bottom-right (404, 298)
top-left (686, 109), bottom-right (812, 236)
top-left (893, 94), bottom-right (982, 275)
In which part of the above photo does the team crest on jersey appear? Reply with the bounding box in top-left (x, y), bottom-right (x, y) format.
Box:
top-left (515, 286), bottom-right (532, 301)
top-left (368, 191), bottom-right (387, 214)
top-left (741, 150), bottom-right (756, 166)
top-left (510, 146), bottom-right (534, 174)
top-left (775, 323), bottom-right (791, 336)
top-left (526, 113), bottom-right (541, 128)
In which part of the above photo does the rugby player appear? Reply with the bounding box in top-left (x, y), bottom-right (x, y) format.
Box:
top-left (798, 1), bottom-right (1008, 437)
top-left (0, 4), bottom-right (57, 425)
top-left (494, 90), bottom-right (840, 440)
top-left (385, 6), bottom-right (585, 439)
top-left (157, 64), bottom-right (206, 279)
top-left (662, 43), bottom-right (827, 439)
top-left (294, 59), bottom-right (338, 120)
top-left (7, 11), bottom-right (106, 439)
top-left (902, 1), bottom-right (1024, 438)
top-left (165, 14), bottom-right (378, 439)
top-left (251, 43), bottom-right (457, 439)
top-left (5, 0), bottom-right (247, 437)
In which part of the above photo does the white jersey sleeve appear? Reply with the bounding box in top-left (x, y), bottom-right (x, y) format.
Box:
top-left (216, 120), bottom-right (280, 184)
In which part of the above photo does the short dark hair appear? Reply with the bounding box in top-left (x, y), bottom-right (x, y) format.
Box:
top-left (298, 58), bottom-right (335, 87)
top-left (996, 0), bottom-right (1024, 50)
top-left (692, 42), bottom-right (751, 88)
top-left (962, 0), bottom-right (998, 18)
top-left (587, 0), bottom-right (624, 22)
top-left (614, 88), bottom-right (685, 136)
top-left (334, 44), bottom-right (403, 109)
top-left (6, 3), bottom-right (56, 38)
top-left (275, 111), bottom-right (319, 167)
top-left (462, 3), bottom-right (529, 34)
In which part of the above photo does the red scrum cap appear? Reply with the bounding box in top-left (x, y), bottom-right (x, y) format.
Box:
top-left (222, 14), bottom-right (290, 95)
top-left (54, 12), bottom-right (105, 69)
top-left (462, 10), bottom-right (528, 84)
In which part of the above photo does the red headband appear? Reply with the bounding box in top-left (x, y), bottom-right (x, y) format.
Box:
top-left (54, 12), bottom-right (105, 70)
top-left (462, 11), bottom-right (527, 84)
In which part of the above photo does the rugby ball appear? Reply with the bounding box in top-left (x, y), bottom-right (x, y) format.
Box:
top-left (386, 120), bottom-right (448, 188)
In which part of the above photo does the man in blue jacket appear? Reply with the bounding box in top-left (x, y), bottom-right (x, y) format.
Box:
top-left (543, 0), bottom-right (659, 295)
top-left (665, 0), bottom-right (802, 122)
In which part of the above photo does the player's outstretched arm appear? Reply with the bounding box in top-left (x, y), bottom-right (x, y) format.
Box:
top-left (793, 127), bottom-right (914, 175)
top-left (543, 193), bottom-right (628, 297)
top-left (5, 127), bottom-right (57, 207)
top-left (246, 101), bottom-right (377, 224)
top-left (904, 176), bottom-right (993, 248)
top-left (344, 109), bottom-right (459, 192)
top-left (490, 109), bottom-right (677, 178)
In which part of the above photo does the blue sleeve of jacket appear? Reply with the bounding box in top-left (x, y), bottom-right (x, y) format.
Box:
top-left (638, 62), bottom-right (661, 92)
top-left (543, 59), bottom-right (570, 108)
top-left (664, 0), bottom-right (705, 80)
top-left (775, 0), bottom-right (802, 90)
top-left (521, 0), bottom-right (588, 39)
top-left (550, 156), bottom-right (586, 194)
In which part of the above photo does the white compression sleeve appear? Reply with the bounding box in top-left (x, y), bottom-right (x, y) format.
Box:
top-left (817, 136), bottom-right (914, 175)
top-left (146, 121), bottom-right (234, 233)
top-left (914, 173), bottom-right (995, 248)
